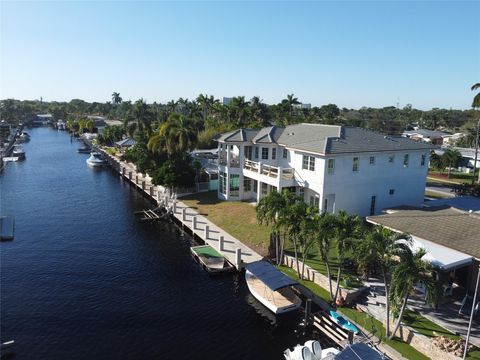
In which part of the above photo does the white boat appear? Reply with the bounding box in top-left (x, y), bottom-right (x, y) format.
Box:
top-left (19, 131), bottom-right (30, 140)
top-left (2, 157), bottom-right (19, 162)
top-left (245, 261), bottom-right (302, 315)
top-left (86, 152), bottom-right (104, 167)
top-left (284, 340), bottom-right (339, 360)
top-left (12, 145), bottom-right (25, 160)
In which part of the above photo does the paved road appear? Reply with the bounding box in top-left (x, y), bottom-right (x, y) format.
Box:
top-left (426, 182), bottom-right (457, 198)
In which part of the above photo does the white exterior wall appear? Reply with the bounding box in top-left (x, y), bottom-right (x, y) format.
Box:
top-left (323, 151), bottom-right (429, 216)
top-left (291, 151), bottom-right (326, 197)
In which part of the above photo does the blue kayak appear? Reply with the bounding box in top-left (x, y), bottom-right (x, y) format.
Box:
top-left (329, 310), bottom-right (359, 334)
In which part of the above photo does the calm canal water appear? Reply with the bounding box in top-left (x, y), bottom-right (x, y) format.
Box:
top-left (0, 127), bottom-right (311, 359)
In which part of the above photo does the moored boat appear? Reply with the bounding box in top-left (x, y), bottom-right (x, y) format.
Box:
top-left (245, 261), bottom-right (302, 314)
top-left (284, 340), bottom-right (339, 360)
top-left (77, 146), bottom-right (91, 153)
top-left (86, 152), bottom-right (104, 167)
top-left (190, 245), bottom-right (234, 273)
top-left (12, 145), bottom-right (25, 160)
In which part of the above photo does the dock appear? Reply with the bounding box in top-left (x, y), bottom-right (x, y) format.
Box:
top-left (0, 216), bottom-right (15, 241)
top-left (88, 142), bottom-right (263, 271)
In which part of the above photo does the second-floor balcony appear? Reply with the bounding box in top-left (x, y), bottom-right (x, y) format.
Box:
top-left (219, 154), bottom-right (240, 168)
top-left (243, 159), bottom-right (294, 181)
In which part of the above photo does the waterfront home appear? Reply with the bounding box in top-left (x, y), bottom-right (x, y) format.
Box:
top-left (216, 124), bottom-right (434, 216)
top-left (434, 147), bottom-right (480, 172)
top-left (367, 205), bottom-right (480, 297)
top-left (402, 128), bottom-right (449, 145)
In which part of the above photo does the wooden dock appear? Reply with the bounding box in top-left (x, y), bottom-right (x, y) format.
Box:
top-left (90, 143), bottom-right (263, 271)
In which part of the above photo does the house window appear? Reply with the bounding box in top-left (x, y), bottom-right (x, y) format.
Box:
top-left (272, 148), bottom-right (276, 160)
top-left (323, 198), bottom-right (328, 213)
top-left (253, 180), bottom-right (258, 193)
top-left (352, 157), bottom-right (359, 172)
top-left (421, 154), bottom-right (426, 166)
top-left (244, 146), bottom-right (252, 160)
top-left (327, 159), bottom-right (335, 175)
top-left (403, 154), bottom-right (409, 167)
top-left (370, 195), bottom-right (376, 216)
top-left (254, 146), bottom-right (259, 159)
top-left (310, 195), bottom-right (320, 209)
top-left (219, 171), bottom-right (227, 195)
top-left (262, 147), bottom-right (269, 160)
top-left (389, 189), bottom-right (395, 195)
top-left (369, 156), bottom-right (375, 165)
top-left (261, 182), bottom-right (268, 195)
top-left (230, 174), bottom-right (239, 197)
top-left (283, 149), bottom-right (288, 159)
top-left (302, 155), bottom-right (315, 171)
top-left (388, 155), bottom-right (395, 163)
top-left (244, 178), bottom-right (251, 192)
top-left (298, 187), bottom-right (305, 201)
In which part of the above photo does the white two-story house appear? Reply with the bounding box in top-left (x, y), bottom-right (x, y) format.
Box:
top-left (216, 123), bottom-right (435, 216)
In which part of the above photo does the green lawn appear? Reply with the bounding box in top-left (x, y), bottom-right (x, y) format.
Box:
top-left (280, 266), bottom-right (480, 360)
top-left (180, 191), bottom-right (271, 255)
top-left (428, 171), bottom-right (475, 184)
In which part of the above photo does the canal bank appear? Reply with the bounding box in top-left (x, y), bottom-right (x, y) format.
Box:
top-left (0, 127), bottom-right (313, 359)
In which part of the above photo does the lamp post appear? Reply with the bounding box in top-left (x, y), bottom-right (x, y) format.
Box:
top-left (463, 263), bottom-right (480, 359)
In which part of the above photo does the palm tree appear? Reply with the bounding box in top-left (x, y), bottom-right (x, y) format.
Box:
top-left (250, 96), bottom-right (268, 126)
top-left (284, 94), bottom-right (300, 116)
top-left (256, 190), bottom-right (286, 264)
top-left (282, 200), bottom-right (308, 277)
top-left (228, 96), bottom-right (249, 126)
top-left (472, 83), bottom-right (480, 108)
top-left (314, 212), bottom-right (338, 300)
top-left (470, 83), bottom-right (480, 184)
top-left (298, 208), bottom-right (318, 280)
top-left (356, 226), bottom-right (411, 338)
top-left (124, 99), bottom-right (154, 139)
top-left (441, 148), bottom-right (461, 178)
top-left (166, 100), bottom-right (178, 114)
top-left (148, 113), bottom-right (197, 158)
top-left (389, 248), bottom-right (441, 339)
top-left (332, 211), bottom-right (363, 303)
top-left (112, 92), bottom-right (122, 105)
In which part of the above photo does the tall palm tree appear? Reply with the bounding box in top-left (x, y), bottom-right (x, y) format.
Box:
top-left (472, 83), bottom-right (480, 108)
top-left (124, 99), bottom-right (154, 139)
top-left (356, 226), bottom-right (411, 338)
top-left (284, 94), bottom-right (300, 116)
top-left (389, 248), bottom-right (441, 339)
top-left (332, 211), bottom-right (363, 303)
top-left (470, 83), bottom-right (480, 184)
top-left (441, 148), bottom-right (461, 178)
top-left (314, 212), bottom-right (338, 299)
top-left (228, 96), bottom-right (249, 126)
top-left (256, 190), bottom-right (286, 264)
top-left (166, 100), bottom-right (178, 114)
top-left (112, 92), bottom-right (122, 105)
top-left (281, 200), bottom-right (308, 277)
top-left (250, 96), bottom-right (268, 127)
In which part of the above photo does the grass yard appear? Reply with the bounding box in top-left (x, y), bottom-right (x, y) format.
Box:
top-left (180, 191), bottom-right (271, 255)
top-left (428, 171), bottom-right (475, 184)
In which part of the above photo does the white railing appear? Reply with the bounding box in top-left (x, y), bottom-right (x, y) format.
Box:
top-left (243, 159), bottom-right (294, 181)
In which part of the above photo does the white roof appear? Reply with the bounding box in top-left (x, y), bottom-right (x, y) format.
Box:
top-left (404, 235), bottom-right (473, 271)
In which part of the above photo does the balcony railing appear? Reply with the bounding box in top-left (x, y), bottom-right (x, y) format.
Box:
top-left (243, 159), bottom-right (294, 181)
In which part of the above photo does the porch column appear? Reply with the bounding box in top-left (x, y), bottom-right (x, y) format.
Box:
top-left (256, 181), bottom-right (262, 202)
top-left (226, 145), bottom-right (231, 166)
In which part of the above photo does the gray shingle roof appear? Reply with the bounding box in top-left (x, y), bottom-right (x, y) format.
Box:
top-left (217, 124), bottom-right (435, 154)
top-left (368, 206), bottom-right (480, 259)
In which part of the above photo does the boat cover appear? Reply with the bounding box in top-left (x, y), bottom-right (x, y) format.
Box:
top-left (245, 261), bottom-right (298, 291)
top-left (334, 343), bottom-right (385, 360)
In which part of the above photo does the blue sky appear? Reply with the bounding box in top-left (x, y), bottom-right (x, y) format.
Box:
top-left (1, 1), bottom-right (479, 109)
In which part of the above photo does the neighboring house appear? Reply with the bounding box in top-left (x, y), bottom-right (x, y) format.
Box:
top-left (402, 129), bottom-right (449, 145)
top-left (33, 114), bottom-right (53, 126)
top-left (216, 123), bottom-right (434, 216)
top-left (367, 205), bottom-right (480, 295)
top-left (434, 147), bottom-right (480, 171)
top-left (442, 132), bottom-right (466, 146)
top-left (293, 103), bottom-right (312, 110)
top-left (115, 138), bottom-right (136, 149)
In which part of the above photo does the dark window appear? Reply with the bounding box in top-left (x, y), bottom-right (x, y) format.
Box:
top-left (369, 156), bottom-right (375, 165)
top-left (389, 189), bottom-right (395, 195)
top-left (353, 157), bottom-right (359, 172)
top-left (283, 149), bottom-right (288, 159)
top-left (421, 154), bottom-right (426, 166)
top-left (244, 178), bottom-right (251, 192)
top-left (403, 154), bottom-right (409, 167)
top-left (272, 148), bottom-right (276, 160)
top-left (302, 155), bottom-right (315, 171)
top-left (253, 180), bottom-right (258, 193)
top-left (370, 195), bottom-right (376, 216)
top-left (254, 146), bottom-right (259, 159)
top-left (244, 146), bottom-right (252, 160)
top-left (261, 147), bottom-right (269, 160)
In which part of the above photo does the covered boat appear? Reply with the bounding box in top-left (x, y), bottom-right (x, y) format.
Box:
top-left (284, 340), bottom-right (339, 360)
top-left (12, 145), bottom-right (25, 160)
top-left (190, 245), bottom-right (233, 273)
top-left (86, 152), bottom-right (104, 167)
top-left (245, 261), bottom-right (302, 314)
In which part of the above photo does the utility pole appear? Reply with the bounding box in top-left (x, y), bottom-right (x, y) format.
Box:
top-left (463, 263), bottom-right (479, 359)
top-left (472, 118), bottom-right (480, 185)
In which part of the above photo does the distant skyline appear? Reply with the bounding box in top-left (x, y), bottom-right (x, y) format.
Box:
top-left (1, 1), bottom-right (479, 110)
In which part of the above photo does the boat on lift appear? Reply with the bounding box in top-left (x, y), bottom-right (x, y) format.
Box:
top-left (245, 261), bottom-right (302, 314)
top-left (284, 340), bottom-right (339, 360)
top-left (12, 145), bottom-right (26, 160)
top-left (86, 152), bottom-right (104, 167)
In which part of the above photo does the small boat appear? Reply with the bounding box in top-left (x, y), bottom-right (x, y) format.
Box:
top-left (77, 146), bottom-right (91, 153)
top-left (2, 157), bottom-right (19, 162)
top-left (284, 340), bottom-right (339, 360)
top-left (190, 245), bottom-right (234, 273)
top-left (86, 152), bottom-right (104, 167)
top-left (0, 216), bottom-right (15, 241)
top-left (12, 145), bottom-right (25, 160)
top-left (19, 132), bottom-right (30, 141)
top-left (0, 340), bottom-right (14, 350)
top-left (329, 310), bottom-right (359, 334)
top-left (245, 261), bottom-right (302, 314)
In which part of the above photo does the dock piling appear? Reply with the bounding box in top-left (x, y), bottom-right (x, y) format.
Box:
top-left (235, 248), bottom-right (242, 267)
top-left (172, 200), bottom-right (177, 213)
top-left (192, 216), bottom-right (197, 230)
top-left (142, 180), bottom-right (146, 191)
top-left (204, 225), bottom-right (209, 239)
top-left (218, 235), bottom-right (224, 251)
top-left (128, 171), bottom-right (132, 181)
top-left (182, 208), bottom-right (187, 221)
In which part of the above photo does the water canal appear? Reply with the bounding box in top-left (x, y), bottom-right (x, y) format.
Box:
top-left (0, 127), bottom-right (312, 359)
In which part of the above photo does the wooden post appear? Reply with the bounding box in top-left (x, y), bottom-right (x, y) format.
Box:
top-left (142, 180), bottom-right (146, 191)
top-left (128, 171), bottom-right (132, 180)
top-left (182, 208), bottom-right (186, 221)
top-left (218, 235), bottom-right (224, 251)
top-left (172, 200), bottom-right (177, 213)
top-left (135, 174), bottom-right (139, 184)
top-left (157, 190), bottom-right (161, 204)
top-left (192, 216), bottom-right (197, 230)
top-left (149, 186), bottom-right (154, 197)
top-left (122, 167), bottom-right (126, 177)
top-left (305, 298), bottom-right (312, 327)
top-left (204, 225), bottom-right (209, 239)
top-left (235, 248), bottom-right (242, 267)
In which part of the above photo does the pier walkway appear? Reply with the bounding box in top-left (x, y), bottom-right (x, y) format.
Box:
top-left (93, 145), bottom-right (262, 270)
